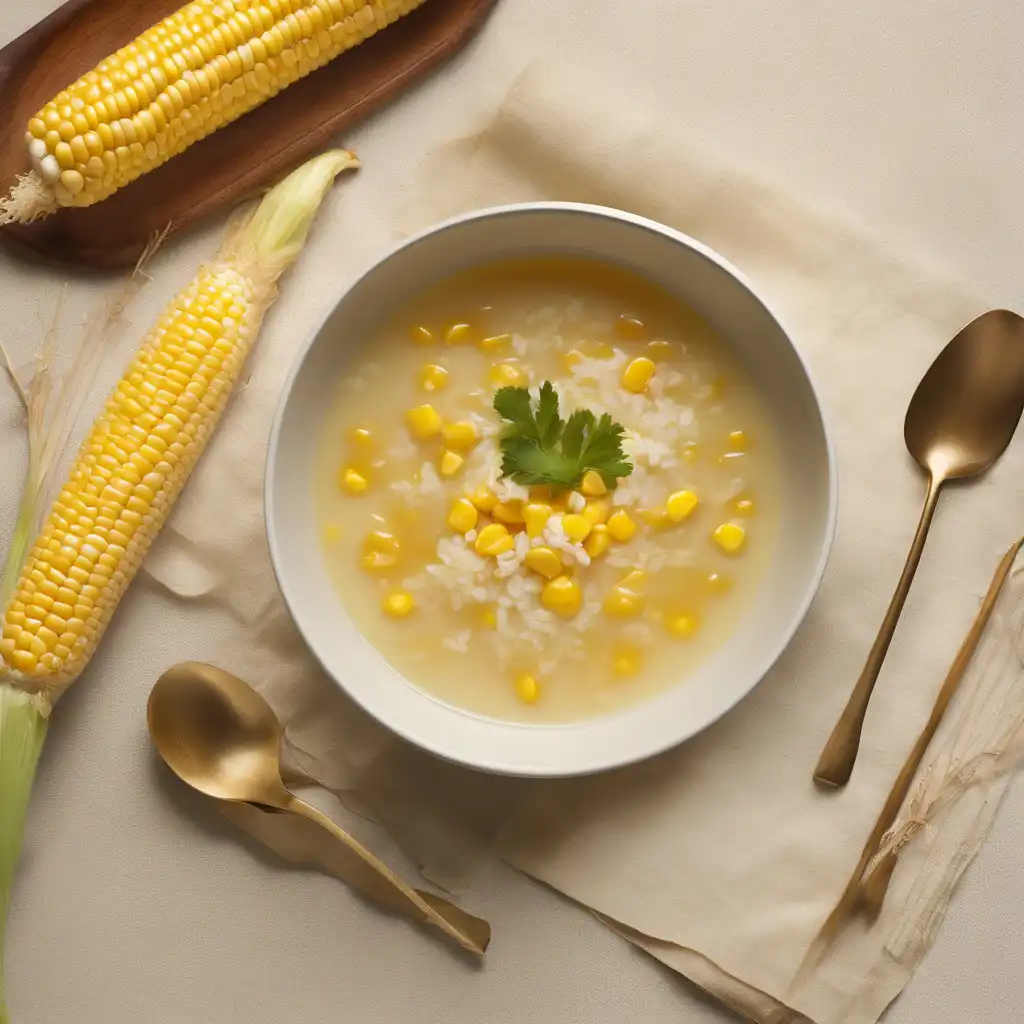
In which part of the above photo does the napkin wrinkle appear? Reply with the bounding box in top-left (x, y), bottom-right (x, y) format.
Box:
top-left (600, 919), bottom-right (810, 1024)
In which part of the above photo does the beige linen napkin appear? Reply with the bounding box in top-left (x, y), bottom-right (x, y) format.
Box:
top-left (140, 63), bottom-right (1024, 1024)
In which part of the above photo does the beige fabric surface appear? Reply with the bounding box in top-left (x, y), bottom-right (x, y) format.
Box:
top-left (5, 4), bottom-right (1024, 1024)
top-left (137, 63), bottom-right (1024, 1024)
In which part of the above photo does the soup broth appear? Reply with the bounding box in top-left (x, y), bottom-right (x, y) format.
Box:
top-left (315, 258), bottom-right (781, 722)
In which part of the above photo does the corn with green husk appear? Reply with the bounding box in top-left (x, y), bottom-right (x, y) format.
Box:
top-left (0, 148), bottom-right (356, 1023)
top-left (0, 0), bottom-right (422, 224)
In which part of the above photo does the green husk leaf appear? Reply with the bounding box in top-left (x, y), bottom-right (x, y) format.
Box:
top-left (222, 149), bottom-right (359, 276)
top-left (0, 685), bottom-right (49, 1024)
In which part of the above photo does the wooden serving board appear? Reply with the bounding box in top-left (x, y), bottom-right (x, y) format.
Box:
top-left (0, 0), bottom-right (496, 269)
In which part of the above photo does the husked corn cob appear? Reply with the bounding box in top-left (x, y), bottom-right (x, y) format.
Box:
top-left (0, 0), bottom-right (422, 223)
top-left (0, 150), bottom-right (355, 698)
top-left (0, 267), bottom-right (260, 689)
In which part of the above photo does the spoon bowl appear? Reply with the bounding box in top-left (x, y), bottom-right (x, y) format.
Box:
top-left (148, 662), bottom-right (288, 806)
top-left (905, 309), bottom-right (1024, 480)
top-left (815, 309), bottom-right (1024, 787)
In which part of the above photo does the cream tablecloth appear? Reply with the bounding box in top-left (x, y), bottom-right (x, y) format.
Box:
top-left (3, 3), bottom-right (1024, 1023)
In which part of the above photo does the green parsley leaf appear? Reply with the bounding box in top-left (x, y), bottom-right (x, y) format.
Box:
top-left (534, 381), bottom-right (562, 447)
top-left (493, 386), bottom-right (536, 438)
top-left (493, 383), bottom-right (633, 490)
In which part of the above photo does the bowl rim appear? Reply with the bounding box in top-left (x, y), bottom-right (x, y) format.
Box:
top-left (265, 200), bottom-right (838, 777)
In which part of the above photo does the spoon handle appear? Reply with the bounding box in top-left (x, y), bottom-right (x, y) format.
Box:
top-left (283, 794), bottom-right (490, 955)
top-left (814, 474), bottom-right (944, 788)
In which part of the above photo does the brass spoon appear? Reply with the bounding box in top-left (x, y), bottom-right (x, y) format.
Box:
top-left (147, 662), bottom-right (490, 955)
top-left (814, 309), bottom-right (1024, 788)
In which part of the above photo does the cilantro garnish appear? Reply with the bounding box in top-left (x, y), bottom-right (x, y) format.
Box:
top-left (492, 382), bottom-right (633, 490)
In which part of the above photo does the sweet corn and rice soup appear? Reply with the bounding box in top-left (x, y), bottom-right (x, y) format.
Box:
top-left (315, 259), bottom-right (781, 722)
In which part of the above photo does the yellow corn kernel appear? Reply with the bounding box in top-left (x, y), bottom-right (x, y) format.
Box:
top-left (439, 450), bottom-right (465, 477)
top-left (666, 612), bottom-right (699, 638)
top-left (382, 591), bottom-right (415, 618)
top-left (541, 576), bottom-right (582, 617)
top-left (479, 604), bottom-right (497, 628)
top-left (350, 426), bottom-right (374, 447)
top-left (728, 430), bottom-right (748, 451)
top-left (613, 645), bottom-right (641, 676)
top-left (713, 522), bottom-right (746, 554)
top-left (640, 507), bottom-right (670, 527)
top-left (406, 404), bottom-right (442, 440)
top-left (341, 467), bottom-right (368, 494)
top-left (621, 356), bottom-right (656, 393)
top-left (467, 486), bottom-right (499, 513)
top-left (515, 673), bottom-right (540, 704)
top-left (606, 510), bottom-right (637, 542)
top-left (447, 497), bottom-right (479, 534)
top-left (604, 584), bottom-right (644, 617)
top-left (562, 513), bottom-right (592, 543)
top-left (444, 322), bottom-right (473, 345)
top-left (524, 502), bottom-right (553, 538)
top-left (479, 333), bottom-right (512, 352)
top-left (584, 524), bottom-right (610, 558)
top-left (419, 363), bottom-right (449, 392)
top-left (490, 362), bottom-right (527, 387)
top-left (322, 522), bottom-right (342, 545)
top-left (442, 420), bottom-right (478, 451)
top-left (615, 314), bottom-right (645, 339)
top-left (666, 489), bottom-right (699, 522)
top-left (475, 523), bottom-right (514, 556)
top-left (61, 169), bottom-right (85, 197)
top-left (525, 546), bottom-right (562, 579)
top-left (493, 499), bottom-right (525, 524)
top-left (647, 339), bottom-right (674, 360)
top-left (362, 531), bottom-right (401, 571)
top-left (561, 348), bottom-right (584, 371)
top-left (706, 571), bottom-right (733, 594)
top-left (582, 499), bottom-right (610, 526)
top-left (410, 325), bottom-right (434, 346)
top-left (580, 470), bottom-right (607, 496)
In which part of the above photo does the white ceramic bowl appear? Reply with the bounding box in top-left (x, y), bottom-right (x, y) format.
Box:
top-left (266, 203), bottom-right (836, 778)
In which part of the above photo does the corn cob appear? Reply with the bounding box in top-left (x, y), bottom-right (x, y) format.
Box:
top-left (0, 0), bottom-right (421, 224)
top-left (0, 149), bottom-right (355, 1024)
